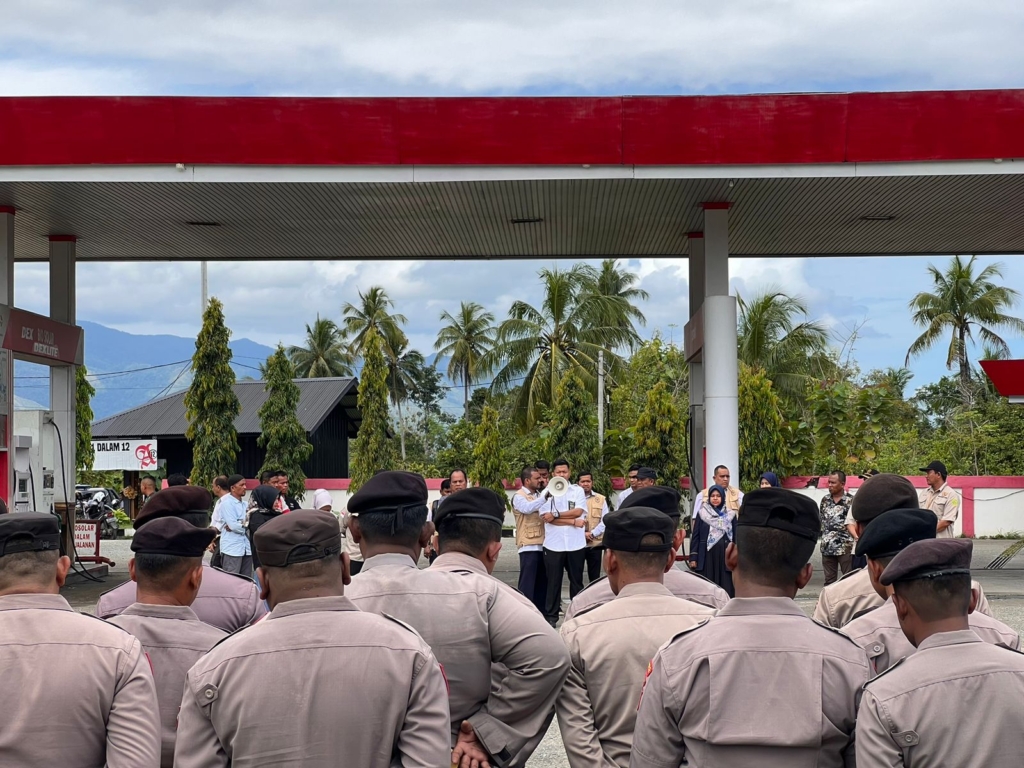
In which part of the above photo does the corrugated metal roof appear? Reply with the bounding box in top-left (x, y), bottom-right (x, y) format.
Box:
top-left (6, 174), bottom-right (1024, 261)
top-left (91, 377), bottom-right (359, 438)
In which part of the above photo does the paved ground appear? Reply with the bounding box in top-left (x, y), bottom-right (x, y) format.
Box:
top-left (62, 536), bottom-right (1024, 767)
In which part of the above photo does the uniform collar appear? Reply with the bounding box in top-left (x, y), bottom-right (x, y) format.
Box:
top-left (267, 595), bottom-right (360, 620)
top-left (717, 595), bottom-right (806, 618)
top-left (432, 551), bottom-right (487, 575)
top-left (361, 552), bottom-right (418, 571)
top-left (917, 629), bottom-right (983, 651)
top-left (120, 603), bottom-right (202, 622)
top-left (928, 483), bottom-right (949, 494)
top-left (615, 582), bottom-right (674, 599)
top-left (0, 593), bottom-right (74, 612)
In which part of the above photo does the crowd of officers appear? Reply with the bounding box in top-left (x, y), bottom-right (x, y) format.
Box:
top-left (0, 470), bottom-right (1023, 767)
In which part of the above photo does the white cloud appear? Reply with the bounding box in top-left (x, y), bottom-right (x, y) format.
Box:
top-left (1, 1), bottom-right (1023, 95)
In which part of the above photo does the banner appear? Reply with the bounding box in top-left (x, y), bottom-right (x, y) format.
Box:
top-left (91, 439), bottom-right (159, 471)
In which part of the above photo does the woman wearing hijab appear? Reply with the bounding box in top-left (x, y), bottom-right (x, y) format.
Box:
top-left (245, 484), bottom-right (284, 571)
top-left (687, 484), bottom-right (737, 596)
top-left (311, 489), bottom-right (333, 512)
top-left (759, 471), bottom-right (781, 488)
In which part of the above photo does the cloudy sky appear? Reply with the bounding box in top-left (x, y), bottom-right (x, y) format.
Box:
top-left (5, 1), bottom-right (1024, 393)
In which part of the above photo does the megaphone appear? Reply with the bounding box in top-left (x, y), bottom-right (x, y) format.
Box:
top-left (547, 476), bottom-right (570, 497)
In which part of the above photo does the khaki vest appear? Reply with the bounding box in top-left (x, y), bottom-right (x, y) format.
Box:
top-left (513, 488), bottom-right (546, 548)
top-left (701, 485), bottom-right (742, 513)
top-left (585, 492), bottom-right (606, 547)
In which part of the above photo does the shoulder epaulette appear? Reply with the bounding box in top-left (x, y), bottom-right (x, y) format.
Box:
top-left (576, 575), bottom-right (608, 596)
top-left (207, 621), bottom-right (256, 651)
top-left (679, 569), bottom-right (721, 588)
top-left (209, 565), bottom-right (259, 584)
top-left (662, 616), bottom-right (712, 648)
top-left (811, 617), bottom-right (868, 649)
top-left (837, 566), bottom-right (865, 582)
top-left (849, 604), bottom-right (882, 623)
top-left (863, 656), bottom-right (906, 689)
top-left (381, 612), bottom-right (426, 641)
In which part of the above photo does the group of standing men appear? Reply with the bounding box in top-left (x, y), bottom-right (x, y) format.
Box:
top-left (512, 459), bottom-right (659, 625)
top-left (2, 465), bottom-right (1024, 767)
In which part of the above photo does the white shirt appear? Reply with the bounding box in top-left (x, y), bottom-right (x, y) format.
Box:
top-left (218, 495), bottom-right (251, 557)
top-left (586, 492), bottom-right (610, 538)
top-left (543, 483), bottom-right (587, 552)
top-left (512, 490), bottom-right (547, 553)
top-left (618, 487), bottom-right (633, 503)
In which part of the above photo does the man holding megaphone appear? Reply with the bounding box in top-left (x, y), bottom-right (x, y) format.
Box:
top-left (540, 459), bottom-right (589, 626)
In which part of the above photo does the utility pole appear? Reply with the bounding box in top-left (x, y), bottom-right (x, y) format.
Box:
top-left (200, 261), bottom-right (208, 314)
top-left (597, 349), bottom-right (605, 449)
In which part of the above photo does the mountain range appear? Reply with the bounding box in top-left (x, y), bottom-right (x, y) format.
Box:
top-left (14, 321), bottom-right (275, 421)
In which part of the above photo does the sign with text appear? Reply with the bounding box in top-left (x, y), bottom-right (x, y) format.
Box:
top-left (0, 305), bottom-right (84, 366)
top-left (74, 520), bottom-right (100, 558)
top-left (91, 439), bottom-right (159, 471)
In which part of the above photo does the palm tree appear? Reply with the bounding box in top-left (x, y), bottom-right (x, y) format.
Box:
top-left (385, 339), bottom-right (425, 461)
top-left (737, 289), bottom-right (830, 399)
top-left (434, 302), bottom-right (496, 418)
top-left (907, 256), bottom-right (1024, 398)
top-left (287, 316), bottom-right (355, 378)
top-left (582, 259), bottom-right (649, 339)
top-left (483, 265), bottom-right (638, 427)
top-left (341, 286), bottom-right (408, 357)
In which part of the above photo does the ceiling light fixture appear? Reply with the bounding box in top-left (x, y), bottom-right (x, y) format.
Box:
top-left (860, 215), bottom-right (896, 222)
top-left (511, 217), bottom-right (543, 224)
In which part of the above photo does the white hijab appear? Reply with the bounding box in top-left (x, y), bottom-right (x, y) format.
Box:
top-left (312, 489), bottom-right (333, 511)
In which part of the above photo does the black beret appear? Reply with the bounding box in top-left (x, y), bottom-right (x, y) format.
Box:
top-left (0, 512), bottom-right (61, 557)
top-left (636, 467), bottom-right (657, 481)
top-left (433, 487), bottom-right (505, 529)
top-left (880, 538), bottom-right (973, 586)
top-left (855, 508), bottom-right (936, 559)
top-left (254, 509), bottom-right (342, 568)
top-left (603, 506), bottom-right (675, 552)
top-left (226, 474), bottom-right (245, 487)
top-left (737, 488), bottom-right (820, 541)
top-left (347, 471), bottom-right (427, 516)
top-left (850, 474), bottom-right (919, 523)
top-left (620, 486), bottom-right (682, 521)
top-left (135, 486), bottom-right (213, 528)
top-left (130, 516), bottom-right (217, 557)
top-left (919, 460), bottom-right (948, 476)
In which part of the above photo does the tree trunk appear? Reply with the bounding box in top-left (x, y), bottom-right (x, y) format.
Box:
top-left (396, 396), bottom-right (407, 461)
top-left (464, 371), bottom-right (470, 421)
top-left (958, 324), bottom-right (972, 404)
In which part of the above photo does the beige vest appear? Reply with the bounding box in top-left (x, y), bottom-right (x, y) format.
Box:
top-left (514, 488), bottom-right (546, 548)
top-left (701, 485), bottom-right (742, 512)
top-left (585, 492), bottom-right (606, 547)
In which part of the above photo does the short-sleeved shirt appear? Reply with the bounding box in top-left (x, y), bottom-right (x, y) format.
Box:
top-left (920, 483), bottom-right (960, 538)
top-left (819, 492), bottom-right (854, 556)
top-left (218, 495), bottom-right (251, 557)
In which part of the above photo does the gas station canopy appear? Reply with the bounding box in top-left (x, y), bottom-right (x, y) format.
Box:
top-left (2, 90), bottom-right (1024, 261)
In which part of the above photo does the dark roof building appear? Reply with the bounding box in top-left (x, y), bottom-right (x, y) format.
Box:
top-left (92, 377), bottom-right (360, 479)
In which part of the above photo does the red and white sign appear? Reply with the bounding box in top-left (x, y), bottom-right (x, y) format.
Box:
top-left (91, 439), bottom-right (159, 471)
top-left (74, 520), bottom-right (100, 558)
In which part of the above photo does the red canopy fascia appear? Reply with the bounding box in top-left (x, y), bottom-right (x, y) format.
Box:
top-left (980, 360), bottom-right (1024, 397)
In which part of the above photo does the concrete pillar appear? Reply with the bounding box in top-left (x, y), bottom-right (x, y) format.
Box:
top-left (701, 204), bottom-right (740, 488)
top-left (49, 236), bottom-right (77, 546)
top-left (0, 208), bottom-right (13, 507)
top-left (687, 232), bottom-right (706, 491)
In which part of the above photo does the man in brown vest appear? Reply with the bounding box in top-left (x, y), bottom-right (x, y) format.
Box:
top-left (578, 470), bottom-right (609, 584)
top-left (512, 465), bottom-right (548, 612)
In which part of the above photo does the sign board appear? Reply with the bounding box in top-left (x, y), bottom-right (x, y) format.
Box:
top-left (91, 439), bottom-right (159, 471)
top-left (684, 306), bottom-right (704, 363)
top-left (74, 520), bottom-right (100, 558)
top-left (0, 304), bottom-right (84, 366)
top-left (0, 349), bottom-right (8, 416)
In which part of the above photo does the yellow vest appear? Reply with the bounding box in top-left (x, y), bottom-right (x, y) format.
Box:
top-left (585, 492), bottom-right (606, 547)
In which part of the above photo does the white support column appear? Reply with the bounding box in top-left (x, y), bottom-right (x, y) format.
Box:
top-left (687, 232), bottom-right (706, 491)
top-left (49, 236), bottom-right (77, 539)
top-left (0, 208), bottom-right (13, 509)
top-left (702, 205), bottom-right (740, 488)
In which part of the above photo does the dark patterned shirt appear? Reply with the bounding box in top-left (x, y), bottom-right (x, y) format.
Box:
top-left (819, 493), bottom-right (854, 556)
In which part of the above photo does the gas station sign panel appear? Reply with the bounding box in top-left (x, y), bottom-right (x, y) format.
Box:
top-left (91, 439), bottom-right (159, 471)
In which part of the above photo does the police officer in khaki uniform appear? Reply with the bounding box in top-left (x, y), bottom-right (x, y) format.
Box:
top-left (919, 460), bottom-right (960, 538)
top-left (631, 488), bottom-right (871, 768)
top-left (565, 487), bottom-right (730, 621)
top-left (97, 486), bottom-right (265, 631)
top-left (578, 470), bottom-right (609, 583)
top-left (843, 508), bottom-right (1018, 674)
top-left (107, 517), bottom-right (227, 767)
top-left (429, 487), bottom-right (557, 768)
top-left (0, 513), bottom-right (161, 767)
top-left (857, 539), bottom-right (1024, 768)
top-left (557, 506), bottom-right (714, 768)
top-left (814, 474), bottom-right (992, 628)
top-left (345, 471), bottom-right (570, 768)
top-left (511, 466), bottom-right (547, 612)
top-left (174, 510), bottom-right (451, 768)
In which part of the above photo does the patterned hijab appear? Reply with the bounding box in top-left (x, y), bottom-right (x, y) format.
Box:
top-left (699, 484), bottom-right (735, 550)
